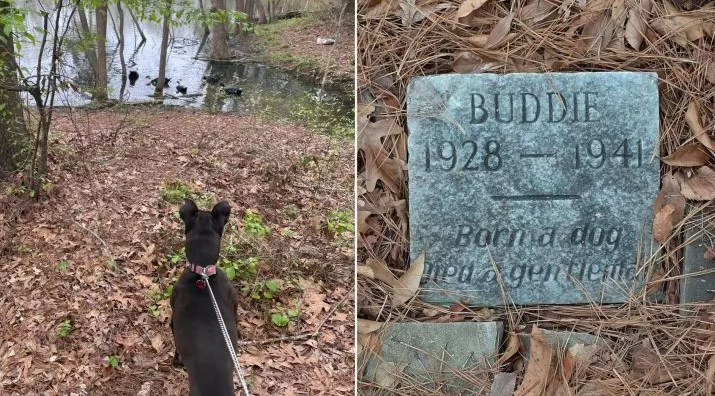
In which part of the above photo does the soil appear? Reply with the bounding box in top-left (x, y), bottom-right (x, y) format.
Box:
top-left (0, 108), bottom-right (354, 395)
top-left (234, 13), bottom-right (354, 90)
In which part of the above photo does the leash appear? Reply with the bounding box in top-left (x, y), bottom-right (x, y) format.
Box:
top-left (200, 271), bottom-right (252, 396)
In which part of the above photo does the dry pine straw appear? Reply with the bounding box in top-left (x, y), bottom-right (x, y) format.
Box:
top-left (357, 0), bottom-right (715, 394)
top-left (0, 108), bottom-right (354, 395)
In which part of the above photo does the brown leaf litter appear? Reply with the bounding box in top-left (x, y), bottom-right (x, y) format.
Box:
top-left (0, 108), bottom-right (354, 395)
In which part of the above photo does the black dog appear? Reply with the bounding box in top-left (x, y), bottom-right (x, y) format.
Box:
top-left (171, 199), bottom-right (239, 396)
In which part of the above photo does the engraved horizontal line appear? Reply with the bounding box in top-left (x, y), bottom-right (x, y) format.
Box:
top-left (520, 153), bottom-right (557, 158)
top-left (490, 194), bottom-right (581, 201)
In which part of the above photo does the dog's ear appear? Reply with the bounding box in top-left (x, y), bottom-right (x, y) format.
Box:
top-left (211, 201), bottom-right (231, 233)
top-left (179, 199), bottom-right (199, 233)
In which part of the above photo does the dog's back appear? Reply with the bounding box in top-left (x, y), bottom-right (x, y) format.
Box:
top-left (171, 200), bottom-right (240, 396)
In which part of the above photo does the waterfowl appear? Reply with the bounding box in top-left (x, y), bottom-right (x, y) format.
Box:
top-left (176, 81), bottom-right (188, 95)
top-left (316, 36), bottom-right (335, 45)
top-left (128, 71), bottom-right (139, 86)
top-left (219, 83), bottom-right (242, 96)
top-left (202, 73), bottom-right (222, 84)
top-left (146, 76), bottom-right (171, 86)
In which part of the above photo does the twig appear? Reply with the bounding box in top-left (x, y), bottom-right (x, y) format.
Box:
top-left (238, 283), bottom-right (354, 347)
top-left (72, 219), bottom-right (112, 256)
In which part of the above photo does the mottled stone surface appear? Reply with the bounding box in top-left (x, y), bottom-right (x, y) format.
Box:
top-left (407, 72), bottom-right (660, 306)
top-left (363, 322), bottom-right (503, 393)
top-left (681, 209), bottom-right (715, 303)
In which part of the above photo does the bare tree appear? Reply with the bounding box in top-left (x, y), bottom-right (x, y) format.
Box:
top-left (209, 0), bottom-right (229, 59)
top-left (254, 0), bottom-right (267, 23)
top-left (0, 1), bottom-right (28, 176)
top-left (76, 6), bottom-right (98, 79)
top-left (95, 4), bottom-right (108, 101)
top-left (117, 1), bottom-right (127, 99)
top-left (154, 1), bottom-right (171, 99)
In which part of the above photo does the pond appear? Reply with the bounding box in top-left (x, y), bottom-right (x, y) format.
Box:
top-left (15, 1), bottom-right (354, 137)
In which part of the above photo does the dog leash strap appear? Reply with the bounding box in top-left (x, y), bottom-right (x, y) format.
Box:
top-left (202, 273), bottom-right (252, 396)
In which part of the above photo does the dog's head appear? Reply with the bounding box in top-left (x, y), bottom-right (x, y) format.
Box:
top-left (179, 199), bottom-right (231, 266)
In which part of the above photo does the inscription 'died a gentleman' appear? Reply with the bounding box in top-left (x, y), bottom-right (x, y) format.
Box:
top-left (407, 72), bottom-right (659, 306)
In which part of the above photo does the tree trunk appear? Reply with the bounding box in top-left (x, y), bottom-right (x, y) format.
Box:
top-left (77, 6), bottom-right (98, 81)
top-left (127, 7), bottom-right (146, 42)
top-left (154, 3), bottom-right (171, 99)
top-left (210, 0), bottom-right (229, 59)
top-left (117, 1), bottom-right (127, 100)
top-left (255, 0), bottom-right (267, 23)
top-left (95, 5), bottom-right (109, 101)
top-left (197, 0), bottom-right (210, 36)
top-left (233, 0), bottom-right (244, 35)
top-left (0, 2), bottom-right (28, 176)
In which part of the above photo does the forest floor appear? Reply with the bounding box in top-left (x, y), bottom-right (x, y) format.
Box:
top-left (245, 11), bottom-right (354, 88)
top-left (0, 108), bottom-right (354, 395)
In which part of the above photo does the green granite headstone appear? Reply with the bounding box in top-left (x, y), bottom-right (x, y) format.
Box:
top-left (407, 72), bottom-right (659, 306)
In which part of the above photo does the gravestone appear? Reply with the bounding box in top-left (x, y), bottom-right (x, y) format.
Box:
top-left (362, 322), bottom-right (503, 394)
top-left (407, 72), bottom-right (659, 306)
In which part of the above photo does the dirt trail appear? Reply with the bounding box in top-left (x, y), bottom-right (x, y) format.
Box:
top-left (0, 108), bottom-right (354, 395)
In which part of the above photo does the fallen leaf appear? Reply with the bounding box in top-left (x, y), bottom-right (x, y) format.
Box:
top-left (456, 0), bottom-right (490, 20)
top-left (486, 12), bottom-right (515, 49)
top-left (392, 253), bottom-right (424, 306)
top-left (357, 332), bottom-right (382, 355)
top-left (489, 372), bottom-right (517, 396)
top-left (366, 257), bottom-right (398, 286)
top-left (514, 327), bottom-right (554, 396)
top-left (705, 248), bottom-right (715, 260)
top-left (357, 319), bottom-right (382, 334)
top-left (625, 0), bottom-right (652, 49)
top-left (662, 0), bottom-right (707, 41)
top-left (660, 143), bottom-right (709, 167)
top-left (150, 334), bottom-right (163, 352)
top-left (357, 265), bottom-right (374, 279)
top-left (498, 332), bottom-right (521, 364)
top-left (357, 211), bottom-right (371, 234)
top-left (679, 166), bottom-right (715, 200)
top-left (653, 204), bottom-right (676, 244)
top-left (686, 101), bottom-right (715, 153)
top-left (371, 360), bottom-right (404, 388)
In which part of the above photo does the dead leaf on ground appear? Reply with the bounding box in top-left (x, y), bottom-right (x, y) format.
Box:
top-left (653, 204), bottom-right (676, 244)
top-left (486, 12), bottom-right (515, 48)
top-left (357, 265), bottom-right (375, 279)
top-left (514, 326), bottom-right (555, 396)
top-left (392, 253), bottom-right (424, 306)
top-left (678, 166), bottom-right (715, 200)
top-left (456, 0), bottom-right (491, 20)
top-left (357, 210), bottom-right (371, 234)
top-left (366, 257), bottom-right (398, 286)
top-left (686, 101), bottom-right (715, 153)
top-left (498, 332), bottom-right (521, 364)
top-left (357, 332), bottom-right (383, 355)
top-left (625, 0), bottom-right (653, 49)
top-left (660, 143), bottom-right (709, 167)
top-left (357, 318), bottom-right (382, 334)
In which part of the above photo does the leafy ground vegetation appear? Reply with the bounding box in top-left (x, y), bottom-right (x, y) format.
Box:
top-left (0, 108), bottom-right (354, 395)
top-left (358, 0), bottom-right (715, 394)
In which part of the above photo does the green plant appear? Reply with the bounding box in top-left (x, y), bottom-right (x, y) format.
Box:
top-left (56, 319), bottom-right (72, 338)
top-left (106, 355), bottom-right (119, 369)
top-left (242, 211), bottom-right (270, 239)
top-left (161, 180), bottom-right (192, 204)
top-left (327, 208), bottom-right (354, 235)
top-left (169, 247), bottom-right (186, 264)
top-left (245, 278), bottom-right (282, 301)
top-left (220, 256), bottom-right (259, 282)
top-left (270, 304), bottom-right (300, 327)
top-left (280, 227), bottom-right (294, 238)
top-left (56, 260), bottom-right (69, 271)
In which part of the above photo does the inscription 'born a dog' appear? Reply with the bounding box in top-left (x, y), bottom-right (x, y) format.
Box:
top-left (407, 72), bottom-right (660, 306)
